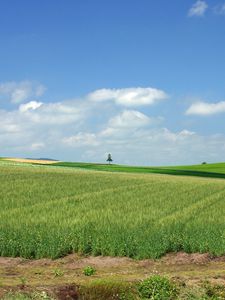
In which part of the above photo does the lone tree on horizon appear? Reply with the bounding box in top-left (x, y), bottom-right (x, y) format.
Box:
top-left (106, 153), bottom-right (113, 164)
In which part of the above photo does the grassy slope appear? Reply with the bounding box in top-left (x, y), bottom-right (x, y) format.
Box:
top-left (52, 161), bottom-right (225, 179)
top-left (0, 162), bottom-right (225, 259)
top-left (165, 162), bottom-right (225, 173)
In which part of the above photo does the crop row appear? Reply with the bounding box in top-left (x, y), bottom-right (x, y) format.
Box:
top-left (0, 164), bottom-right (225, 258)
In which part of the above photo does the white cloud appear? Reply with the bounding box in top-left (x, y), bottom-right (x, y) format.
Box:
top-left (1, 95), bottom-right (225, 165)
top-left (178, 129), bottom-right (195, 137)
top-left (62, 124), bottom-right (225, 166)
top-left (19, 101), bottom-right (43, 112)
top-left (0, 123), bottom-right (21, 134)
top-left (63, 133), bottom-right (99, 147)
top-left (88, 87), bottom-right (168, 107)
top-left (100, 110), bottom-right (151, 138)
top-left (108, 110), bottom-right (150, 128)
top-left (1, 82), bottom-right (225, 166)
top-left (186, 101), bottom-right (225, 115)
top-left (188, 1), bottom-right (208, 17)
top-left (0, 97), bottom-right (90, 157)
top-left (0, 81), bottom-right (46, 103)
top-left (35, 85), bottom-right (46, 97)
top-left (19, 102), bottom-right (86, 125)
top-left (30, 142), bottom-right (45, 151)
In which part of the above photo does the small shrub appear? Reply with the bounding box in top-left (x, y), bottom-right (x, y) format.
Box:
top-left (79, 280), bottom-right (138, 300)
top-left (53, 268), bottom-right (64, 277)
top-left (138, 275), bottom-right (178, 300)
top-left (83, 266), bottom-right (96, 276)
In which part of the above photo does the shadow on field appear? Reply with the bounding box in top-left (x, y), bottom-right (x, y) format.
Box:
top-left (48, 162), bottom-right (225, 180)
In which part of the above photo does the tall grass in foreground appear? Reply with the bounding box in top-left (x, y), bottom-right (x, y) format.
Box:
top-left (0, 163), bottom-right (225, 259)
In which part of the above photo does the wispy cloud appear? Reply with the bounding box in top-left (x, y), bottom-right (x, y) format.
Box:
top-left (188, 0), bottom-right (208, 17)
top-left (0, 81), bottom-right (46, 103)
top-left (63, 133), bottom-right (99, 147)
top-left (30, 142), bottom-right (45, 151)
top-left (88, 87), bottom-right (168, 107)
top-left (214, 3), bottom-right (225, 15)
top-left (186, 101), bottom-right (225, 115)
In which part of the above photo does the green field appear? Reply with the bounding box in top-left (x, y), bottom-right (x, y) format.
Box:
top-left (0, 161), bottom-right (225, 259)
top-left (52, 161), bottom-right (225, 179)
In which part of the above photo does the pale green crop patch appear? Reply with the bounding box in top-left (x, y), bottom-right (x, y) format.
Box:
top-left (0, 164), bottom-right (225, 259)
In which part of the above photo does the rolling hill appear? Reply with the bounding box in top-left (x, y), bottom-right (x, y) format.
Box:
top-left (51, 161), bottom-right (225, 179)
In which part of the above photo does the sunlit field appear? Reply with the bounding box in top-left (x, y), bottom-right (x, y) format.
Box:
top-left (53, 161), bottom-right (225, 179)
top-left (1, 162), bottom-right (225, 259)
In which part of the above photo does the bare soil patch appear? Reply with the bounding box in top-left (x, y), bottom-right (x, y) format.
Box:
top-left (55, 285), bottom-right (79, 300)
top-left (0, 252), bottom-right (225, 299)
top-left (3, 158), bottom-right (59, 164)
top-left (160, 252), bottom-right (214, 265)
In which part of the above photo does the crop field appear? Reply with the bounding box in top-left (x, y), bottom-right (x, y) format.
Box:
top-left (52, 161), bottom-right (225, 179)
top-left (0, 161), bottom-right (225, 260)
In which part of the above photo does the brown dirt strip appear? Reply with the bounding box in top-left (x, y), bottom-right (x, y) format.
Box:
top-left (0, 252), bottom-right (225, 298)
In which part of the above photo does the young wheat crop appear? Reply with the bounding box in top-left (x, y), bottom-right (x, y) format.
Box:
top-left (0, 163), bottom-right (225, 259)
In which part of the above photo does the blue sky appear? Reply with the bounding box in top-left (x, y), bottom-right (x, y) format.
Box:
top-left (1, 0), bottom-right (225, 165)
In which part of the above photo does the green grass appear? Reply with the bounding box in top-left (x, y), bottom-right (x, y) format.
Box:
top-left (164, 162), bottom-right (225, 174)
top-left (0, 162), bottom-right (225, 259)
top-left (52, 161), bottom-right (225, 179)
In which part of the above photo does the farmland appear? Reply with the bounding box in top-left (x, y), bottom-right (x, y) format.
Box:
top-left (52, 161), bottom-right (225, 179)
top-left (1, 160), bottom-right (225, 299)
top-left (0, 161), bottom-right (225, 259)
